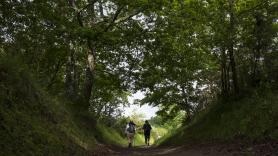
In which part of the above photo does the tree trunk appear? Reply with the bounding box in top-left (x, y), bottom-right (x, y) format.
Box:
top-left (65, 50), bottom-right (80, 101)
top-left (83, 66), bottom-right (94, 103)
top-left (227, 62), bottom-right (231, 92)
top-left (221, 49), bottom-right (228, 95)
top-left (228, 45), bottom-right (239, 93)
top-left (74, 0), bottom-right (97, 106)
top-left (82, 40), bottom-right (96, 104)
top-left (181, 85), bottom-right (192, 121)
top-left (65, 54), bottom-right (75, 98)
top-left (251, 13), bottom-right (263, 86)
top-left (228, 0), bottom-right (239, 94)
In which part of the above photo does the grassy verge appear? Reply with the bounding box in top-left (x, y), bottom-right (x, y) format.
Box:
top-left (152, 126), bottom-right (169, 145)
top-left (160, 90), bottom-right (278, 145)
top-left (0, 56), bottom-right (97, 155)
top-left (95, 124), bottom-right (147, 147)
top-left (95, 124), bottom-right (127, 145)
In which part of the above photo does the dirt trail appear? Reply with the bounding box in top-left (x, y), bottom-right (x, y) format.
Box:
top-left (93, 141), bottom-right (278, 156)
top-left (106, 145), bottom-right (226, 156)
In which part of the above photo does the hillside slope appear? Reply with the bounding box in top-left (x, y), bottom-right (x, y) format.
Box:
top-left (160, 90), bottom-right (278, 145)
top-left (0, 57), bottom-right (99, 155)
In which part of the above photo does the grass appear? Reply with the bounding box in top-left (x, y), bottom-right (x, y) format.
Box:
top-left (134, 133), bottom-right (145, 146)
top-left (93, 123), bottom-right (172, 147)
top-left (0, 55), bottom-right (149, 155)
top-left (160, 89), bottom-right (278, 145)
top-left (152, 126), bottom-right (169, 145)
top-left (94, 123), bottom-right (148, 147)
top-left (95, 124), bottom-right (128, 145)
top-left (2, 54), bottom-right (276, 155)
top-left (0, 56), bottom-right (97, 155)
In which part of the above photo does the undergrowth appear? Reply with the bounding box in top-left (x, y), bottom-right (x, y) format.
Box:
top-left (0, 55), bottom-right (151, 155)
top-left (160, 90), bottom-right (278, 145)
top-left (94, 123), bottom-right (146, 146)
top-left (0, 56), bottom-right (96, 155)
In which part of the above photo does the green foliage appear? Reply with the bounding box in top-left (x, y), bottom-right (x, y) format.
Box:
top-left (95, 124), bottom-right (128, 145)
top-left (149, 112), bottom-right (184, 145)
top-left (160, 90), bottom-right (278, 145)
top-left (0, 0), bottom-right (277, 152)
top-left (129, 110), bottom-right (146, 126)
top-left (151, 126), bottom-right (168, 145)
top-left (0, 56), bottom-right (97, 155)
top-left (94, 123), bottom-right (147, 147)
top-left (134, 0), bottom-right (277, 123)
top-left (133, 133), bottom-right (145, 146)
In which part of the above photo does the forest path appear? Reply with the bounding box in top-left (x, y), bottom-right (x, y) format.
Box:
top-left (93, 141), bottom-right (278, 156)
top-left (107, 145), bottom-right (224, 156)
top-left (94, 143), bottom-right (245, 156)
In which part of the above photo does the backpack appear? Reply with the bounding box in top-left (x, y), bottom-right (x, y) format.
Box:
top-left (144, 124), bottom-right (152, 131)
top-left (127, 124), bottom-right (135, 133)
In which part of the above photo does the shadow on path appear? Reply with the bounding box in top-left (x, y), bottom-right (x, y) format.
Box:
top-left (104, 144), bottom-right (228, 156)
top-left (92, 141), bottom-right (278, 156)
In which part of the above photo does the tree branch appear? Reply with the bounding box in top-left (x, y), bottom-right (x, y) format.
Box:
top-left (99, 0), bottom-right (105, 18)
top-left (47, 59), bottom-right (66, 89)
top-left (114, 8), bottom-right (144, 24)
top-left (104, 6), bottom-right (147, 32)
top-left (77, 0), bottom-right (98, 16)
top-left (76, 0), bottom-right (99, 27)
top-left (237, 0), bottom-right (268, 17)
top-left (103, 5), bottom-right (125, 32)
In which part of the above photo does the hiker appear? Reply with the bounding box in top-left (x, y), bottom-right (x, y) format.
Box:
top-left (142, 120), bottom-right (152, 146)
top-left (125, 121), bottom-right (136, 148)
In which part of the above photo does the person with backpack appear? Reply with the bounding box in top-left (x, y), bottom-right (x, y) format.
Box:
top-left (142, 120), bottom-right (152, 146)
top-left (125, 121), bottom-right (136, 148)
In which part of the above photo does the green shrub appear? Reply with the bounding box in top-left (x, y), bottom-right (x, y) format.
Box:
top-left (0, 56), bottom-right (96, 155)
top-left (160, 90), bottom-right (278, 145)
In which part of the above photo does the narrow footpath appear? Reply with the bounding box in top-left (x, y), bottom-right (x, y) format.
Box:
top-left (92, 141), bottom-right (278, 156)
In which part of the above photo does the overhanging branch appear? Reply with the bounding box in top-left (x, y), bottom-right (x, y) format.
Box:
top-left (104, 7), bottom-right (147, 32)
top-left (104, 5), bottom-right (125, 32)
